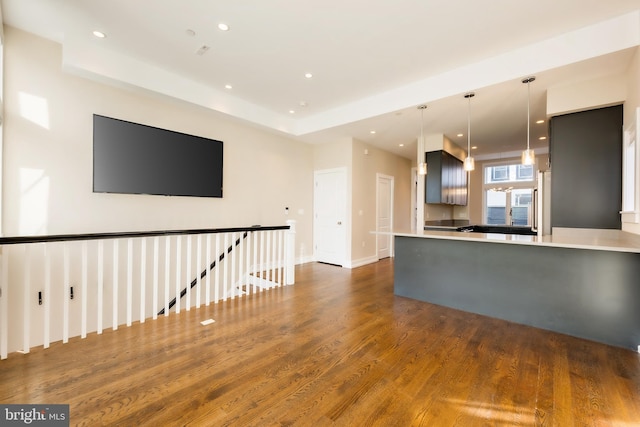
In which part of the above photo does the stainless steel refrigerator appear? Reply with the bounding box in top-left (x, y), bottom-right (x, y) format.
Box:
top-left (532, 170), bottom-right (551, 236)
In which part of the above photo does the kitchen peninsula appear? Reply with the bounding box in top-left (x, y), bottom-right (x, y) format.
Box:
top-left (387, 228), bottom-right (640, 350)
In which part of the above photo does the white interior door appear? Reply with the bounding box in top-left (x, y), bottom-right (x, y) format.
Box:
top-left (314, 168), bottom-right (346, 266)
top-left (376, 174), bottom-right (394, 259)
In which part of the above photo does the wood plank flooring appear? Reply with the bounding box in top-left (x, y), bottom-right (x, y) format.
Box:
top-left (1, 259), bottom-right (639, 426)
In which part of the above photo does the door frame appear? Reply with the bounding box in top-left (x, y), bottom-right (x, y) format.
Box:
top-left (313, 167), bottom-right (349, 267)
top-left (376, 173), bottom-right (394, 259)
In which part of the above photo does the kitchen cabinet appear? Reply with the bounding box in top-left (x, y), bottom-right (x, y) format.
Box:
top-left (549, 105), bottom-right (622, 229)
top-left (425, 150), bottom-right (467, 205)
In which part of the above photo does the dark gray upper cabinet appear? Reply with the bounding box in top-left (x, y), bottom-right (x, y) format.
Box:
top-left (425, 150), bottom-right (467, 205)
top-left (550, 105), bottom-right (622, 230)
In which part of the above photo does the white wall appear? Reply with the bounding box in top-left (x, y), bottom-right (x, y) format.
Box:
top-left (547, 73), bottom-right (627, 116)
top-left (313, 138), bottom-right (411, 267)
top-left (351, 139), bottom-right (411, 266)
top-left (2, 26), bottom-right (314, 255)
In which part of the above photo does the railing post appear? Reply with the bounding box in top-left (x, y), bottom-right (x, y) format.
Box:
top-left (285, 220), bottom-right (296, 285)
top-left (0, 248), bottom-right (7, 359)
top-left (43, 243), bottom-right (51, 348)
top-left (23, 246), bottom-right (31, 352)
top-left (97, 241), bottom-right (104, 333)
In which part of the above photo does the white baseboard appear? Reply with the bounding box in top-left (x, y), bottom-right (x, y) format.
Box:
top-left (295, 255), bottom-right (315, 265)
top-left (345, 255), bottom-right (381, 269)
top-left (304, 255), bottom-right (387, 269)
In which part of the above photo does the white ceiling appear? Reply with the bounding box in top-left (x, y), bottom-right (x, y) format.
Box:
top-left (2, 0), bottom-right (640, 159)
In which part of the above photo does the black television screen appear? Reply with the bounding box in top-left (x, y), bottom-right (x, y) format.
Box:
top-left (93, 115), bottom-right (223, 198)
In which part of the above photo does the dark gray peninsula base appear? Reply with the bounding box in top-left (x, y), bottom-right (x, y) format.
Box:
top-left (394, 235), bottom-right (640, 350)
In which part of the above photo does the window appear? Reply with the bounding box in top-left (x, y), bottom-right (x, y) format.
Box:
top-left (483, 161), bottom-right (537, 226)
top-left (514, 192), bottom-right (531, 206)
top-left (485, 164), bottom-right (535, 185)
top-left (516, 164), bottom-right (533, 180)
top-left (491, 166), bottom-right (508, 182)
top-left (486, 190), bottom-right (506, 225)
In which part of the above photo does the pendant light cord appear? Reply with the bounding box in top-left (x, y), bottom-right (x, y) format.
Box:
top-left (463, 92), bottom-right (475, 171)
top-left (523, 76), bottom-right (535, 151)
top-left (527, 79), bottom-right (531, 151)
top-left (417, 105), bottom-right (427, 174)
top-left (467, 95), bottom-right (471, 154)
top-left (421, 107), bottom-right (424, 143)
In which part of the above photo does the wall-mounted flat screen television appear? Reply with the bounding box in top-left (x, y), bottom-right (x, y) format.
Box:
top-left (93, 114), bottom-right (223, 198)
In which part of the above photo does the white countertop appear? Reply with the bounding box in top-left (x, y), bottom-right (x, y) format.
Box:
top-left (377, 227), bottom-right (640, 253)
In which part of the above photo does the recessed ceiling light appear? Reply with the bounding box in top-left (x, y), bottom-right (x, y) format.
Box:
top-left (304, 73), bottom-right (313, 79)
top-left (471, 146), bottom-right (478, 150)
top-left (218, 23), bottom-right (230, 31)
top-left (92, 30), bottom-right (106, 38)
top-left (399, 143), bottom-right (404, 147)
top-left (457, 133), bottom-right (464, 137)
top-left (370, 130), bottom-right (376, 134)
top-left (536, 120), bottom-right (545, 124)
top-left (225, 84), bottom-right (232, 90)
top-left (289, 110), bottom-right (295, 114)
top-left (539, 136), bottom-right (547, 140)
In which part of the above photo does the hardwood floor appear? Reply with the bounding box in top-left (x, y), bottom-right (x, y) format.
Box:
top-left (1, 259), bottom-right (639, 426)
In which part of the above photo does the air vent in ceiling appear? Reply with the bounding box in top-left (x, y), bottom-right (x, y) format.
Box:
top-left (195, 45), bottom-right (210, 55)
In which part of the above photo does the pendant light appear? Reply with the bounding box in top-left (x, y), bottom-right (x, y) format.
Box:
top-left (463, 92), bottom-right (475, 171)
top-left (417, 105), bottom-right (428, 175)
top-left (521, 76), bottom-right (536, 165)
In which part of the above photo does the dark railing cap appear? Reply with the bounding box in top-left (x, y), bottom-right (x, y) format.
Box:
top-left (0, 225), bottom-right (290, 246)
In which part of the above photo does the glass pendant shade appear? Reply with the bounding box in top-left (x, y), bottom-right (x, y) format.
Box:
top-left (418, 162), bottom-right (427, 175)
top-left (463, 156), bottom-right (475, 171)
top-left (521, 149), bottom-right (535, 165)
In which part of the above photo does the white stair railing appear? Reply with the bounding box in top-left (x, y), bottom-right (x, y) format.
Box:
top-left (0, 222), bottom-right (296, 360)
